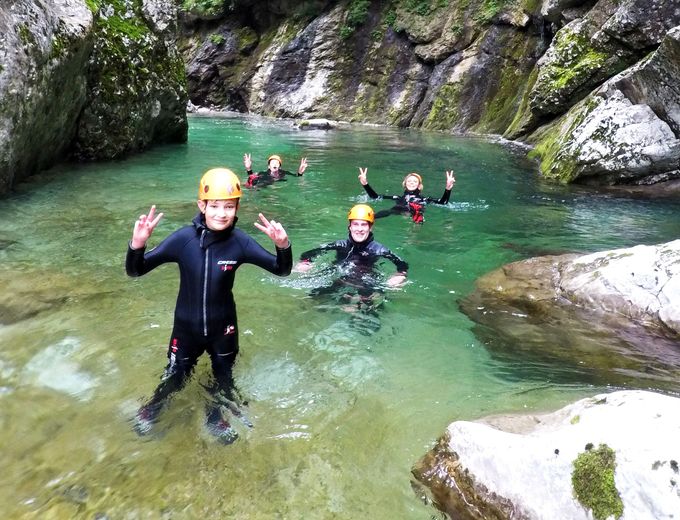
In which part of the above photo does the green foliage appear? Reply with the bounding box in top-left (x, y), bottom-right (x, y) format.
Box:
top-left (181, 0), bottom-right (225, 17)
top-left (340, 0), bottom-right (371, 39)
top-left (85, 0), bottom-right (100, 11)
top-left (404, 0), bottom-right (432, 16)
top-left (384, 9), bottom-right (397, 28)
top-left (17, 23), bottom-right (34, 46)
top-left (474, 0), bottom-right (508, 24)
top-left (209, 33), bottom-right (226, 45)
top-left (572, 444), bottom-right (624, 520)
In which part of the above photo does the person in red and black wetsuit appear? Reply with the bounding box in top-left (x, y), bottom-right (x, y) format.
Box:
top-left (294, 204), bottom-right (408, 324)
top-left (125, 168), bottom-right (292, 443)
top-left (243, 153), bottom-right (308, 188)
top-left (357, 167), bottom-right (456, 223)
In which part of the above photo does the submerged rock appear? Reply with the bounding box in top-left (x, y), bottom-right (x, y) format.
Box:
top-left (22, 337), bottom-right (99, 401)
top-left (412, 390), bottom-right (680, 520)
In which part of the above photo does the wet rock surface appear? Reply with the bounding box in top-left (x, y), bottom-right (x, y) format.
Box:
top-left (460, 240), bottom-right (680, 390)
top-left (412, 390), bottom-right (680, 520)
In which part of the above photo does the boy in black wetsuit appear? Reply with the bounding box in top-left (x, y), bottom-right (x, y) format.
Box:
top-left (294, 204), bottom-right (408, 319)
top-left (358, 167), bottom-right (456, 223)
top-left (125, 168), bottom-right (292, 443)
top-left (243, 153), bottom-right (308, 188)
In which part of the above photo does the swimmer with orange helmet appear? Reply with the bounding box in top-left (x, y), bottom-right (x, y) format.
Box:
top-left (243, 153), bottom-right (308, 188)
top-left (126, 168), bottom-right (292, 443)
top-left (294, 205), bottom-right (408, 323)
top-left (357, 168), bottom-right (455, 223)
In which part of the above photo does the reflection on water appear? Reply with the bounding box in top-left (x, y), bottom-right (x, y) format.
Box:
top-left (1, 114), bottom-right (680, 518)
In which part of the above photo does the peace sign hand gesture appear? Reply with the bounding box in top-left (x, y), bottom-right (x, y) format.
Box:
top-left (358, 167), bottom-right (368, 186)
top-left (298, 157), bottom-right (308, 175)
top-left (445, 170), bottom-right (456, 190)
top-left (243, 153), bottom-right (252, 171)
top-left (254, 213), bottom-right (290, 249)
top-left (131, 205), bottom-right (164, 249)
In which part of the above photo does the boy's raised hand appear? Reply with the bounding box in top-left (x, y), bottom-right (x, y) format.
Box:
top-left (254, 213), bottom-right (289, 249)
top-left (243, 153), bottom-right (252, 171)
top-left (131, 205), bottom-right (163, 249)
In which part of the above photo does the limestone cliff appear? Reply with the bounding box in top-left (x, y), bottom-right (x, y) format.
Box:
top-left (179, 0), bottom-right (680, 186)
top-left (0, 0), bottom-right (188, 194)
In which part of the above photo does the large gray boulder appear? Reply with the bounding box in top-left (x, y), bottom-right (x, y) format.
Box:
top-left (412, 390), bottom-right (680, 519)
top-left (459, 240), bottom-right (680, 390)
top-left (0, 0), bottom-right (93, 193)
top-left (74, 0), bottom-right (188, 160)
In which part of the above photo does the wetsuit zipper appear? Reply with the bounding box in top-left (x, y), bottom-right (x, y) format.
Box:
top-left (201, 229), bottom-right (209, 336)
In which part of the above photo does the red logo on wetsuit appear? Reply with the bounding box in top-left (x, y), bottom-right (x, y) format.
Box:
top-left (408, 202), bottom-right (424, 223)
top-left (218, 260), bottom-right (237, 271)
top-left (224, 325), bottom-right (235, 335)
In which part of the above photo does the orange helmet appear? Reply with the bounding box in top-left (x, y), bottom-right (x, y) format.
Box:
top-left (402, 172), bottom-right (423, 190)
top-left (267, 154), bottom-right (283, 166)
top-left (347, 204), bottom-right (375, 224)
top-left (198, 168), bottom-right (242, 200)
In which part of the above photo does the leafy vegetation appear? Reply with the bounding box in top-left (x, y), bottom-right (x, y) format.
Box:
top-left (209, 33), bottom-right (226, 45)
top-left (340, 0), bottom-right (371, 39)
top-left (181, 0), bottom-right (226, 17)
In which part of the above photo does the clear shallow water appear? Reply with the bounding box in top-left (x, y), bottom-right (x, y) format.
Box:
top-left (1, 114), bottom-right (680, 518)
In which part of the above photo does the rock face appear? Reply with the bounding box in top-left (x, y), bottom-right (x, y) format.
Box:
top-left (0, 0), bottom-right (188, 194)
top-left (178, 0), bottom-right (680, 187)
top-left (0, 0), bottom-right (93, 193)
top-left (529, 25), bottom-right (680, 184)
top-left (412, 390), bottom-right (680, 520)
top-left (459, 240), bottom-right (680, 390)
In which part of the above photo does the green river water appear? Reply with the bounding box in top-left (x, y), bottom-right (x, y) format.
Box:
top-left (1, 114), bottom-right (679, 519)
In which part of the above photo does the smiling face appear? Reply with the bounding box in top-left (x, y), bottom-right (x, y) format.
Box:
top-left (268, 159), bottom-right (281, 173)
top-left (403, 174), bottom-right (421, 191)
top-left (349, 219), bottom-right (372, 243)
top-left (197, 199), bottom-right (239, 231)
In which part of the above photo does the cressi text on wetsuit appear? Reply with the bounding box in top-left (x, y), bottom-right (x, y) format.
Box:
top-left (126, 212), bottom-right (292, 405)
top-left (362, 183), bottom-right (451, 223)
top-left (244, 167), bottom-right (301, 188)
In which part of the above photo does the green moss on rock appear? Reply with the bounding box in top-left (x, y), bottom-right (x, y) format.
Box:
top-left (572, 444), bottom-right (624, 520)
top-left (424, 83), bottom-right (464, 130)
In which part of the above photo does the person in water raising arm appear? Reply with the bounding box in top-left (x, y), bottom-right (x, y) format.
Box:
top-left (125, 168), bottom-right (292, 444)
top-left (294, 204), bottom-right (408, 327)
top-left (243, 153), bottom-right (308, 188)
top-left (357, 167), bottom-right (455, 223)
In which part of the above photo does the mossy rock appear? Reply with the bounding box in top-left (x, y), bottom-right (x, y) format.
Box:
top-left (572, 444), bottom-right (624, 520)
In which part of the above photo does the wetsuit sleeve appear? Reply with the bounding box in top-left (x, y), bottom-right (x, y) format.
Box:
top-left (299, 242), bottom-right (342, 262)
top-left (280, 169), bottom-right (301, 177)
top-left (424, 188), bottom-right (452, 205)
top-left (125, 231), bottom-right (185, 277)
top-left (240, 234), bottom-right (292, 276)
top-left (382, 250), bottom-right (409, 274)
top-left (362, 183), bottom-right (380, 199)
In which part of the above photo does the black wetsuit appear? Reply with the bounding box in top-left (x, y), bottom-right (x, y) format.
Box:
top-left (300, 232), bottom-right (408, 305)
top-left (244, 167), bottom-right (301, 188)
top-left (362, 183), bottom-right (451, 223)
top-left (126, 212), bottom-right (292, 414)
